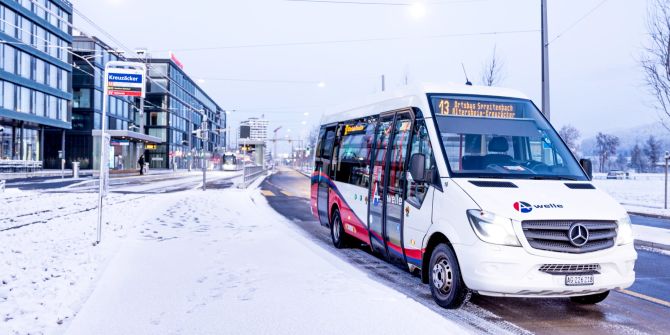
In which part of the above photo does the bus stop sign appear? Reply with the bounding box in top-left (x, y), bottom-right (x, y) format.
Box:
top-left (106, 68), bottom-right (146, 98)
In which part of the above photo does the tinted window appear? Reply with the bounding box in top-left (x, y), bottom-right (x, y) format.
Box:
top-left (334, 120), bottom-right (376, 187)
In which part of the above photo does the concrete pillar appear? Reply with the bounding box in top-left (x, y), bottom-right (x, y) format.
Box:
top-left (39, 126), bottom-right (44, 162)
top-left (19, 123), bottom-right (24, 160)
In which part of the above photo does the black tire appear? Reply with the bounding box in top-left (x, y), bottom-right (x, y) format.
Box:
top-left (330, 209), bottom-right (348, 249)
top-left (570, 290), bottom-right (609, 304)
top-left (428, 244), bottom-right (469, 309)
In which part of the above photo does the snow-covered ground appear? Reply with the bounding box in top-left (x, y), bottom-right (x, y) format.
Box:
top-left (593, 175), bottom-right (670, 217)
top-left (0, 188), bottom-right (180, 334)
top-left (1, 178), bottom-right (472, 335)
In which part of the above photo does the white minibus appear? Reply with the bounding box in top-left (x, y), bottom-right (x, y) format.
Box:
top-left (311, 84), bottom-right (636, 309)
top-left (222, 153), bottom-right (239, 171)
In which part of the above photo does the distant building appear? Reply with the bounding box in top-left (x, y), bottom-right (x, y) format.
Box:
top-left (0, 0), bottom-right (73, 167)
top-left (134, 57), bottom-right (226, 169)
top-left (239, 117), bottom-right (268, 142)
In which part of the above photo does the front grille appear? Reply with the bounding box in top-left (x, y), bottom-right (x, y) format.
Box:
top-left (522, 220), bottom-right (617, 254)
top-left (539, 264), bottom-right (601, 275)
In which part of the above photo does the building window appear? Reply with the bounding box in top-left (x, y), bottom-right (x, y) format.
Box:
top-left (19, 86), bottom-right (31, 114)
top-left (19, 51), bottom-right (31, 79)
top-left (35, 58), bottom-right (45, 83)
top-left (73, 88), bottom-right (91, 108)
top-left (3, 45), bottom-right (15, 74)
top-left (48, 95), bottom-right (57, 119)
top-left (35, 91), bottom-right (45, 116)
top-left (3, 81), bottom-right (15, 110)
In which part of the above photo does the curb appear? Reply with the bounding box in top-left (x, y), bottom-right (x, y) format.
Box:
top-left (628, 211), bottom-right (670, 220)
top-left (635, 240), bottom-right (670, 251)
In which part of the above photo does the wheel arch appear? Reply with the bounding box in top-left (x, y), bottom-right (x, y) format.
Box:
top-left (329, 202), bottom-right (340, 226)
top-left (421, 232), bottom-right (452, 284)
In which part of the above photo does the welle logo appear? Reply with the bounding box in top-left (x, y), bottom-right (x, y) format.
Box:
top-left (513, 201), bottom-right (564, 213)
top-left (513, 201), bottom-right (533, 213)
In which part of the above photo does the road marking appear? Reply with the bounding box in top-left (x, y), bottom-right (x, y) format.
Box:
top-left (261, 190), bottom-right (275, 197)
top-left (281, 190), bottom-right (293, 197)
top-left (618, 289), bottom-right (670, 308)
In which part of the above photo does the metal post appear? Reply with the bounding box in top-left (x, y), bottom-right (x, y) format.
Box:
top-left (665, 152), bottom-right (669, 209)
top-left (381, 75), bottom-right (386, 92)
top-left (61, 130), bottom-right (65, 179)
top-left (541, 0), bottom-right (551, 120)
top-left (96, 69), bottom-right (109, 245)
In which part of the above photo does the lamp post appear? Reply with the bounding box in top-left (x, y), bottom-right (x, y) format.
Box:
top-left (541, 0), bottom-right (551, 120)
top-left (665, 151), bottom-right (669, 209)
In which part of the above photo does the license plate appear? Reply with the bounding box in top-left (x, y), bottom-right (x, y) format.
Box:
top-left (565, 275), bottom-right (594, 286)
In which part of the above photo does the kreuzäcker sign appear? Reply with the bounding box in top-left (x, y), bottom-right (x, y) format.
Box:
top-left (106, 67), bottom-right (146, 98)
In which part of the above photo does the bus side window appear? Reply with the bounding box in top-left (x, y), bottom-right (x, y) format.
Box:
top-left (320, 127), bottom-right (337, 177)
top-left (407, 119), bottom-right (435, 208)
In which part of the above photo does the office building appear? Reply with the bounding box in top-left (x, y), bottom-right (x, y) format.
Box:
top-left (68, 33), bottom-right (162, 170)
top-left (0, 0), bottom-right (73, 167)
top-left (239, 117), bottom-right (268, 142)
top-left (137, 56), bottom-right (226, 169)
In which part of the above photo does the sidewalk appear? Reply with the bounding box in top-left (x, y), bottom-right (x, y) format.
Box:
top-left (64, 185), bottom-right (471, 335)
top-left (633, 225), bottom-right (670, 250)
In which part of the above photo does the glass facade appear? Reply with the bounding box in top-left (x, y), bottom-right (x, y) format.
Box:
top-left (143, 59), bottom-right (226, 169)
top-left (0, 0), bottom-right (73, 166)
top-left (68, 35), bottom-right (143, 170)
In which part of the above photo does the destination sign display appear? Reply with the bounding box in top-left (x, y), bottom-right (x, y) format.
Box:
top-left (433, 98), bottom-right (518, 119)
top-left (344, 124), bottom-right (366, 135)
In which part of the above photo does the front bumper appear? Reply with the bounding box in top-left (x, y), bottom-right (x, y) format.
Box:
top-left (453, 241), bottom-right (637, 298)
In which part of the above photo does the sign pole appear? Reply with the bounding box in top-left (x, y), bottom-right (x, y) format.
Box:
top-left (95, 66), bottom-right (109, 245)
top-left (95, 62), bottom-right (147, 245)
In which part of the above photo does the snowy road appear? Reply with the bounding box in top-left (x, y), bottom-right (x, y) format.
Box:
top-left (261, 169), bottom-right (670, 335)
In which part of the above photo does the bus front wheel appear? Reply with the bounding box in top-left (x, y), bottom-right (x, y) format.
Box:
top-left (428, 244), bottom-right (469, 309)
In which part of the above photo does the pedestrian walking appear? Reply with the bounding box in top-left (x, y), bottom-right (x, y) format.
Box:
top-left (138, 155), bottom-right (145, 175)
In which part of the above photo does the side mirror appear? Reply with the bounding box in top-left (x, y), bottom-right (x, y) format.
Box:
top-left (409, 153), bottom-right (427, 183)
top-left (579, 158), bottom-right (593, 180)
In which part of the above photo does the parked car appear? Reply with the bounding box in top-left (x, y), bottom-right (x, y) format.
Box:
top-left (607, 170), bottom-right (628, 179)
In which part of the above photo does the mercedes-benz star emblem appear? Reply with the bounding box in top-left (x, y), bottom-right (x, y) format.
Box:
top-left (568, 223), bottom-right (589, 247)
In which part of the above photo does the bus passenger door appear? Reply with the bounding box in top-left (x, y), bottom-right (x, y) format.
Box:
top-left (317, 126), bottom-right (336, 227)
top-left (384, 111), bottom-right (413, 264)
top-left (403, 118), bottom-right (437, 267)
top-left (368, 114), bottom-right (394, 257)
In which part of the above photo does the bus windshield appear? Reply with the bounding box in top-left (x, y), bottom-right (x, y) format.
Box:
top-left (223, 154), bottom-right (236, 165)
top-left (430, 95), bottom-right (587, 181)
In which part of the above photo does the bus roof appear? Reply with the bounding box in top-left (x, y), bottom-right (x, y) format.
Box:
top-left (320, 83), bottom-right (531, 125)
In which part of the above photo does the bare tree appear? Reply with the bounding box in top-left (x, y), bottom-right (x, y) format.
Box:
top-left (480, 45), bottom-right (505, 87)
top-left (595, 132), bottom-right (620, 172)
top-left (641, 0), bottom-right (670, 130)
top-left (308, 125), bottom-right (320, 152)
top-left (558, 124), bottom-right (581, 156)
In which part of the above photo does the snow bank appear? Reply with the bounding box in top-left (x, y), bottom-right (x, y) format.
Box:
top-left (0, 190), bottom-right (182, 335)
top-left (64, 187), bottom-right (471, 335)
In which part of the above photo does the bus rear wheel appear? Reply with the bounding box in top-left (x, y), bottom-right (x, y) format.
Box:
top-left (570, 290), bottom-right (610, 304)
top-left (428, 244), bottom-right (468, 309)
top-left (330, 209), bottom-right (348, 249)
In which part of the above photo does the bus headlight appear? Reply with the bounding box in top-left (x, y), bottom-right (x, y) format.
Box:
top-left (467, 210), bottom-right (521, 247)
top-left (616, 215), bottom-right (634, 245)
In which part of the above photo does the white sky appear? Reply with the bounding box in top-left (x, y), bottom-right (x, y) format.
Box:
top-left (70, 0), bottom-right (655, 151)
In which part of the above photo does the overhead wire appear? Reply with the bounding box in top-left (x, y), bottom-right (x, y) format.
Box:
top-left (547, 0), bottom-right (610, 45)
